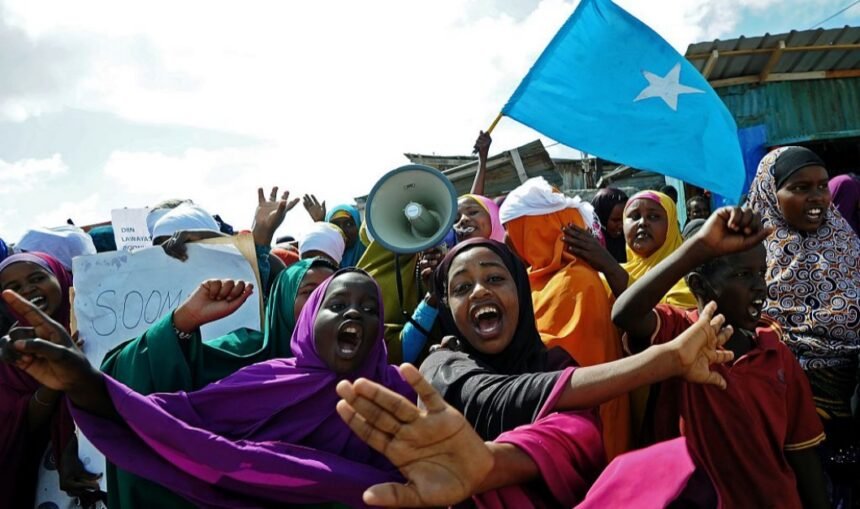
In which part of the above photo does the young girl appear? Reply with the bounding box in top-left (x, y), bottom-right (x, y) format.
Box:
top-left (2, 269), bottom-right (414, 508)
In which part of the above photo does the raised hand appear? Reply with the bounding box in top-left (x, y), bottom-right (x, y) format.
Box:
top-left (669, 301), bottom-right (735, 389)
top-left (0, 290), bottom-right (96, 393)
top-left (336, 364), bottom-right (493, 508)
top-left (172, 279), bottom-right (254, 334)
top-left (302, 194), bottom-right (327, 223)
top-left (693, 207), bottom-right (773, 258)
top-left (473, 131), bottom-right (492, 160)
top-left (162, 229), bottom-right (226, 262)
top-left (416, 248), bottom-right (443, 303)
top-left (562, 223), bottom-right (618, 273)
top-left (253, 187), bottom-right (299, 246)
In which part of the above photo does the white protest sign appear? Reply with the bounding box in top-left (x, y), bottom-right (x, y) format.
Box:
top-left (72, 238), bottom-right (262, 487)
top-left (111, 208), bottom-right (152, 252)
top-left (73, 243), bottom-right (261, 365)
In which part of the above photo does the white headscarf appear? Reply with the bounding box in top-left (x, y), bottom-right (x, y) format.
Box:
top-left (16, 225), bottom-right (97, 270)
top-left (300, 223), bottom-right (346, 264)
top-left (150, 203), bottom-right (220, 240)
top-left (499, 177), bottom-right (597, 232)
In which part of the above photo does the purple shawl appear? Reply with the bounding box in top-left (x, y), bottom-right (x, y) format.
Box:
top-left (72, 268), bottom-right (416, 508)
top-left (829, 174), bottom-right (860, 236)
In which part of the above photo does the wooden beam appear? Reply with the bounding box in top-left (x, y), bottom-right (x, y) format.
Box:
top-left (710, 68), bottom-right (860, 87)
top-left (509, 148), bottom-right (529, 183)
top-left (702, 49), bottom-right (719, 78)
top-left (759, 40), bottom-right (785, 81)
top-left (686, 42), bottom-right (860, 60)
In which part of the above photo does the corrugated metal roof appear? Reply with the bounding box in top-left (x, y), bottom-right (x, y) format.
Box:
top-left (685, 26), bottom-right (860, 86)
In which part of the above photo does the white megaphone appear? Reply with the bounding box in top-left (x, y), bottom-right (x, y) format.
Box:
top-left (365, 164), bottom-right (458, 254)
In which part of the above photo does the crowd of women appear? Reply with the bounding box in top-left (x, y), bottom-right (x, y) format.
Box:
top-left (1, 133), bottom-right (859, 508)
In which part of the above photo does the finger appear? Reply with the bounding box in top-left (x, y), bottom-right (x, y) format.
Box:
top-left (2, 291), bottom-right (65, 339)
top-left (364, 483), bottom-right (421, 508)
top-left (286, 198), bottom-right (300, 211)
top-left (711, 349), bottom-right (735, 365)
top-left (715, 325), bottom-right (734, 348)
top-left (708, 312), bottom-right (726, 333)
top-left (726, 207), bottom-right (743, 231)
top-left (217, 280), bottom-right (236, 300)
top-left (703, 370), bottom-right (728, 390)
top-left (257, 187), bottom-right (265, 204)
top-left (270, 186), bottom-right (278, 201)
top-left (399, 363), bottom-right (448, 413)
top-left (336, 379), bottom-right (357, 402)
top-left (698, 301), bottom-right (718, 323)
top-left (349, 393), bottom-right (405, 436)
top-left (739, 208), bottom-right (754, 233)
top-left (276, 200), bottom-right (287, 215)
top-left (336, 400), bottom-right (396, 455)
top-left (227, 281), bottom-right (246, 301)
top-left (13, 338), bottom-right (72, 361)
top-left (9, 327), bottom-right (36, 341)
top-left (352, 377), bottom-right (420, 423)
top-left (206, 280), bottom-right (222, 299)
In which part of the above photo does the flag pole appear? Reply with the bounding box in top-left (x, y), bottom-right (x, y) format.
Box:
top-left (485, 112), bottom-right (503, 135)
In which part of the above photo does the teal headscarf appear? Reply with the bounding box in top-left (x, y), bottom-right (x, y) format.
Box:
top-left (326, 204), bottom-right (366, 267)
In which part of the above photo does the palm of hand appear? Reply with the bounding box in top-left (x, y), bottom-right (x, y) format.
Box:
top-left (386, 406), bottom-right (490, 506)
top-left (256, 200), bottom-right (286, 231)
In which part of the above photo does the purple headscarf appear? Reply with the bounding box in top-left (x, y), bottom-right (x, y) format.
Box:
top-left (72, 268), bottom-right (415, 508)
top-left (829, 174), bottom-right (860, 236)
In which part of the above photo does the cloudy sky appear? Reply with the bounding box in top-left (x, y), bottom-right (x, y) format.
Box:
top-left (1, 0), bottom-right (856, 242)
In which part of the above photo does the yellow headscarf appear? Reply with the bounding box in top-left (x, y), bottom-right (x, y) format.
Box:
top-left (621, 191), bottom-right (697, 308)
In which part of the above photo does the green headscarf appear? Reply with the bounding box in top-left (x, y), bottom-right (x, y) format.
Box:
top-left (100, 258), bottom-right (329, 509)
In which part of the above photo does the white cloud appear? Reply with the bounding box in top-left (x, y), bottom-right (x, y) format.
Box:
top-left (0, 153), bottom-right (67, 192)
top-left (32, 192), bottom-right (103, 229)
top-left (0, 0), bottom-right (836, 242)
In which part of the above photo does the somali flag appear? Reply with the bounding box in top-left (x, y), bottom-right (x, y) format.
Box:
top-left (502, 0), bottom-right (744, 200)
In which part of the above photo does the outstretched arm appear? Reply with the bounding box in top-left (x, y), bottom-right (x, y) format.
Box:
top-left (556, 302), bottom-right (734, 411)
top-left (470, 131), bottom-right (492, 196)
top-left (337, 363), bottom-right (540, 507)
top-left (0, 291), bottom-right (117, 419)
top-left (612, 207), bottom-right (771, 348)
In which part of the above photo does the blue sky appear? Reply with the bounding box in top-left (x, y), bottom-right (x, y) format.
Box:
top-left (1, 0), bottom-right (858, 242)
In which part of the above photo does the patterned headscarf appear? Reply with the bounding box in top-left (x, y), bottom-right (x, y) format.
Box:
top-left (747, 147), bottom-right (860, 370)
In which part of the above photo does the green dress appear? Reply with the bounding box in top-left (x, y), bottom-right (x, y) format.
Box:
top-left (100, 259), bottom-right (324, 508)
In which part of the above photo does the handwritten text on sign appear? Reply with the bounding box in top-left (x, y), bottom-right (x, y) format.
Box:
top-left (72, 243), bottom-right (262, 366)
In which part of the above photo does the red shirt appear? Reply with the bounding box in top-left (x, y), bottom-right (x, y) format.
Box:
top-left (647, 305), bottom-right (825, 509)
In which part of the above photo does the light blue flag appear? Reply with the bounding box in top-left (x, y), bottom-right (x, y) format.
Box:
top-left (502, 0), bottom-right (744, 200)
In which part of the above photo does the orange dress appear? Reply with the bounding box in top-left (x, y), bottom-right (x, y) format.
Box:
top-left (506, 208), bottom-right (631, 459)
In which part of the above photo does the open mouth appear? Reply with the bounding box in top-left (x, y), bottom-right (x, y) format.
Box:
top-left (634, 229), bottom-right (651, 241)
top-left (805, 207), bottom-right (823, 222)
top-left (454, 225), bottom-right (476, 238)
top-left (470, 303), bottom-right (503, 338)
top-left (28, 295), bottom-right (48, 311)
top-left (336, 322), bottom-right (364, 359)
top-left (747, 298), bottom-right (764, 320)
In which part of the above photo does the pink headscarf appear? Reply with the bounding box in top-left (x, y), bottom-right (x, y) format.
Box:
top-left (462, 194), bottom-right (506, 242)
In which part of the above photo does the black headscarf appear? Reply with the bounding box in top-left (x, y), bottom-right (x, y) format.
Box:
top-left (420, 238), bottom-right (572, 440)
top-left (773, 146), bottom-right (825, 190)
top-left (591, 188), bottom-right (628, 263)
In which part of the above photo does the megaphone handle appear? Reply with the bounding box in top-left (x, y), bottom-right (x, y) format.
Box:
top-left (393, 255), bottom-right (432, 338)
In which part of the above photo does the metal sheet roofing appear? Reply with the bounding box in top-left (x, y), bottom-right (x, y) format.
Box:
top-left (685, 26), bottom-right (860, 86)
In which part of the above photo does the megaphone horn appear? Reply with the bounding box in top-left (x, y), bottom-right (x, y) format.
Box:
top-left (365, 165), bottom-right (458, 255)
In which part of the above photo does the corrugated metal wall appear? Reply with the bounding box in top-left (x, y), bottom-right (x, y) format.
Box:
top-left (717, 78), bottom-right (860, 146)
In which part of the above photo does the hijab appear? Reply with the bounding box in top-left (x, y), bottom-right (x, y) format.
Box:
top-left (0, 252), bottom-right (75, 509)
top-left (15, 226), bottom-right (96, 271)
top-left (829, 174), bottom-right (860, 236)
top-left (326, 204), bottom-right (367, 268)
top-left (300, 222), bottom-right (345, 265)
top-left (747, 147), bottom-right (860, 369)
top-left (150, 203), bottom-right (220, 241)
top-left (0, 252), bottom-right (73, 330)
top-left (88, 225), bottom-right (117, 253)
top-left (591, 187), bottom-right (629, 262)
top-left (461, 194), bottom-right (506, 242)
top-left (72, 269), bottom-right (414, 508)
top-left (0, 238), bottom-right (8, 262)
top-left (622, 191), bottom-right (697, 308)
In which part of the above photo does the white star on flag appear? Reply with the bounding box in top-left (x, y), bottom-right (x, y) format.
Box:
top-left (634, 63), bottom-right (704, 111)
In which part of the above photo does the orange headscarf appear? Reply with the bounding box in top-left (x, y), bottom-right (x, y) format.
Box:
top-left (505, 206), bottom-right (631, 459)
